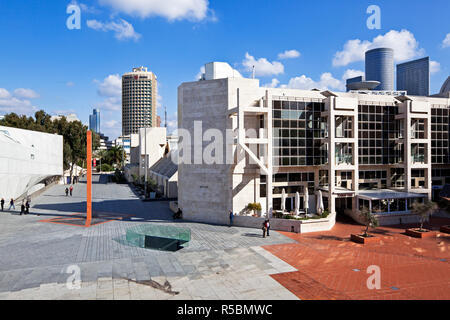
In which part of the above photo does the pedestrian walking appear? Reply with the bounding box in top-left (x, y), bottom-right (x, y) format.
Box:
top-left (65, 188), bottom-right (69, 197)
top-left (1, 198), bottom-right (4, 211)
top-left (8, 198), bottom-right (15, 211)
top-left (69, 185), bottom-right (73, 196)
top-left (229, 210), bottom-right (234, 227)
top-left (25, 200), bottom-right (30, 214)
top-left (262, 221), bottom-right (267, 238)
top-left (265, 219), bottom-right (270, 237)
top-left (20, 201), bottom-right (25, 215)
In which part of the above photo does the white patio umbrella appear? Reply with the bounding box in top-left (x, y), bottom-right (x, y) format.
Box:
top-left (295, 192), bottom-right (300, 216)
top-left (281, 188), bottom-right (286, 212)
top-left (317, 190), bottom-right (324, 216)
top-left (304, 187), bottom-right (309, 215)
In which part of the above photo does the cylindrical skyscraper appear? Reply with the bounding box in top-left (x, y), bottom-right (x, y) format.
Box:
top-left (122, 67), bottom-right (158, 136)
top-left (365, 48), bottom-right (394, 91)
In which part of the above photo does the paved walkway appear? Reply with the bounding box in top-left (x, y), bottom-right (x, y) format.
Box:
top-left (264, 218), bottom-right (450, 300)
top-left (0, 175), bottom-right (298, 300)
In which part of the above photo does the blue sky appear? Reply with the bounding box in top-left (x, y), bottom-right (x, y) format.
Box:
top-left (0, 0), bottom-right (449, 139)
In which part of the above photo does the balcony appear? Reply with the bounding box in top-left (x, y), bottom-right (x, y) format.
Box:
top-left (411, 154), bottom-right (425, 164)
top-left (336, 155), bottom-right (353, 165)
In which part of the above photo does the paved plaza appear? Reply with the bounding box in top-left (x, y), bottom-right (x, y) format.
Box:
top-left (0, 175), bottom-right (298, 300)
top-left (1, 175), bottom-right (449, 300)
top-left (266, 218), bottom-right (450, 300)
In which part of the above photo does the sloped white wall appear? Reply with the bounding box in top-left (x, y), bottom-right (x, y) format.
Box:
top-left (0, 126), bottom-right (63, 200)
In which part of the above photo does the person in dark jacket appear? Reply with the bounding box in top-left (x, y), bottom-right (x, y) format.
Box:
top-left (8, 198), bottom-right (15, 210)
top-left (229, 211), bottom-right (234, 227)
top-left (1, 198), bottom-right (4, 211)
top-left (20, 201), bottom-right (25, 215)
top-left (25, 200), bottom-right (30, 214)
top-left (65, 188), bottom-right (69, 196)
top-left (265, 219), bottom-right (270, 236)
top-left (262, 221), bottom-right (267, 238)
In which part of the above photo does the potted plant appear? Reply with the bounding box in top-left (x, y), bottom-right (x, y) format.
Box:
top-left (406, 200), bottom-right (438, 238)
top-left (351, 206), bottom-right (380, 244)
top-left (244, 203), bottom-right (262, 217)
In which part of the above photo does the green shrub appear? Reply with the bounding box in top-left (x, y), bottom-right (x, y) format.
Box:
top-left (243, 203), bottom-right (262, 215)
top-left (98, 163), bottom-right (113, 172)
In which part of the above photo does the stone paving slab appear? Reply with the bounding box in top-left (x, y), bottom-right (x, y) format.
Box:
top-left (0, 175), bottom-right (297, 299)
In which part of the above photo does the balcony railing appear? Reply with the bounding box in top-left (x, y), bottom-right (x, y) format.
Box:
top-left (411, 154), bottom-right (425, 163)
top-left (336, 155), bottom-right (353, 165)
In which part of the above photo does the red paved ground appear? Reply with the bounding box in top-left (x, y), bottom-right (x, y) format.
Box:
top-left (264, 217), bottom-right (450, 300)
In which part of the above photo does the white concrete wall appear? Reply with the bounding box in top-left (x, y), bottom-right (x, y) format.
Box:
top-left (138, 127), bottom-right (167, 177)
top-left (0, 126), bottom-right (63, 200)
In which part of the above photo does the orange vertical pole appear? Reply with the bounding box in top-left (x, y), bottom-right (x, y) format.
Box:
top-left (86, 130), bottom-right (92, 227)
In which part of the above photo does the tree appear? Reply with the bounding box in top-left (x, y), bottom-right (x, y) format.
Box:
top-left (245, 203), bottom-right (262, 216)
top-left (108, 145), bottom-right (126, 167)
top-left (360, 206), bottom-right (379, 237)
top-left (411, 200), bottom-right (437, 231)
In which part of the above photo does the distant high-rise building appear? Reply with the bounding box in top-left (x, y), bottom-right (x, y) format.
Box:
top-left (89, 109), bottom-right (100, 133)
top-left (365, 48), bottom-right (394, 91)
top-left (157, 115), bottom-right (161, 127)
top-left (397, 57), bottom-right (430, 96)
top-left (122, 66), bottom-right (158, 136)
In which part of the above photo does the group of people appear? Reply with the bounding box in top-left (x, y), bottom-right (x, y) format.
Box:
top-left (228, 211), bottom-right (271, 238)
top-left (65, 185), bottom-right (74, 197)
top-left (1, 197), bottom-right (31, 215)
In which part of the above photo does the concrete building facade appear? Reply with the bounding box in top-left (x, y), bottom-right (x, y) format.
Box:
top-left (177, 68), bottom-right (450, 227)
top-left (0, 126), bottom-right (63, 200)
top-left (122, 66), bottom-right (158, 136)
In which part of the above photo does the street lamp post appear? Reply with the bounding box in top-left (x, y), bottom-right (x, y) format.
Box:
top-left (144, 127), bottom-right (148, 199)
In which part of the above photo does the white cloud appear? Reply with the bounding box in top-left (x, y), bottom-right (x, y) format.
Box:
top-left (70, 1), bottom-right (100, 14)
top-left (87, 19), bottom-right (141, 41)
top-left (0, 88), bottom-right (11, 99)
top-left (242, 53), bottom-right (284, 77)
top-left (195, 66), bottom-right (205, 80)
top-left (98, 0), bottom-right (210, 21)
top-left (165, 112), bottom-right (178, 134)
top-left (333, 29), bottom-right (425, 66)
top-left (92, 74), bottom-right (122, 112)
top-left (13, 88), bottom-right (40, 99)
top-left (96, 74), bottom-right (122, 97)
top-left (95, 97), bottom-right (121, 111)
top-left (104, 119), bottom-right (118, 128)
top-left (342, 69), bottom-right (365, 81)
top-left (277, 50), bottom-right (301, 60)
top-left (430, 61), bottom-right (440, 74)
top-left (262, 79), bottom-right (280, 88)
top-left (442, 33), bottom-right (450, 48)
top-left (66, 81), bottom-right (75, 87)
top-left (0, 88), bottom-right (40, 115)
top-left (280, 72), bottom-right (345, 91)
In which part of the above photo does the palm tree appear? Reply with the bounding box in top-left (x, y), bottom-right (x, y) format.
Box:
top-left (109, 146), bottom-right (126, 167)
top-left (411, 200), bottom-right (437, 232)
top-left (360, 206), bottom-right (379, 237)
